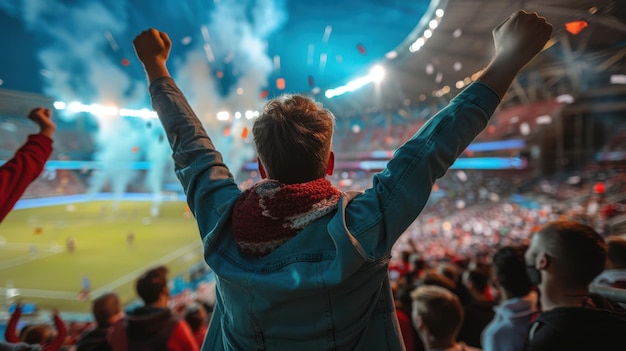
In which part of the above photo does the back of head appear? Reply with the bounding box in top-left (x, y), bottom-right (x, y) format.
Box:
top-left (540, 220), bottom-right (607, 289)
top-left (253, 95), bottom-right (335, 184)
top-left (92, 292), bottom-right (122, 327)
top-left (422, 271), bottom-right (457, 292)
top-left (493, 245), bottom-right (532, 298)
top-left (23, 324), bottom-right (52, 344)
top-left (184, 304), bottom-right (207, 332)
top-left (411, 255), bottom-right (426, 271)
top-left (436, 262), bottom-right (459, 283)
top-left (136, 266), bottom-right (168, 305)
top-left (607, 237), bottom-right (626, 269)
top-left (463, 269), bottom-right (489, 294)
top-left (411, 285), bottom-right (464, 342)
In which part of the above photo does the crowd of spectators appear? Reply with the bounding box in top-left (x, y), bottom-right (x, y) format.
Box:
top-left (2, 160), bottom-right (625, 350)
top-left (1, 107), bottom-right (625, 349)
top-left (2, 109), bottom-right (626, 350)
top-left (3, 220), bottom-right (625, 350)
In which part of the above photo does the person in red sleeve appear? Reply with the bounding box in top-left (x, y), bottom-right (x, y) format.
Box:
top-left (4, 303), bottom-right (67, 351)
top-left (0, 107), bottom-right (55, 222)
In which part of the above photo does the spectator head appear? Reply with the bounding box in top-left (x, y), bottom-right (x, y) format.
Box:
top-left (252, 95), bottom-right (335, 184)
top-left (422, 271), bottom-right (457, 292)
top-left (462, 269), bottom-right (489, 297)
top-left (136, 266), bottom-right (169, 306)
top-left (525, 220), bottom-right (606, 291)
top-left (606, 237), bottom-right (626, 269)
top-left (411, 255), bottom-right (426, 272)
top-left (436, 262), bottom-right (459, 283)
top-left (23, 324), bottom-right (54, 344)
top-left (19, 325), bottom-right (33, 340)
top-left (411, 285), bottom-right (464, 346)
top-left (184, 303), bottom-right (208, 332)
top-left (492, 245), bottom-right (532, 299)
top-left (92, 292), bottom-right (123, 327)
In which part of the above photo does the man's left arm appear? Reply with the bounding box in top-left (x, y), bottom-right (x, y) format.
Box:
top-left (0, 135), bottom-right (52, 222)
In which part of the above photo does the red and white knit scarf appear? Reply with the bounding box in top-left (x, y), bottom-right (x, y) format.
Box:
top-left (232, 178), bottom-right (342, 257)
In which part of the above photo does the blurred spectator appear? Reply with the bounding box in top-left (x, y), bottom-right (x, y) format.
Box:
top-left (393, 286), bottom-right (423, 351)
top-left (76, 292), bottom-right (127, 351)
top-left (421, 272), bottom-right (457, 293)
top-left (409, 254), bottom-right (427, 283)
top-left (591, 236), bottom-right (626, 289)
top-left (435, 262), bottom-right (459, 285)
top-left (389, 250), bottom-right (413, 282)
top-left (411, 285), bottom-right (481, 351)
top-left (482, 245), bottom-right (537, 351)
top-left (524, 220), bottom-right (626, 350)
top-left (183, 304), bottom-right (209, 348)
top-left (4, 303), bottom-right (66, 351)
top-left (457, 269), bottom-right (495, 348)
top-left (125, 266), bottom-right (198, 351)
top-left (0, 107), bottom-right (55, 222)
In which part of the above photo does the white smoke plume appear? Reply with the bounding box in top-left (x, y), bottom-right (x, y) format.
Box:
top-left (174, 0), bottom-right (287, 180)
top-left (0, 0), bottom-right (288, 204)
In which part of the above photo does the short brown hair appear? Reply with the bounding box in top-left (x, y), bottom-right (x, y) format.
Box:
top-left (253, 95), bottom-right (335, 184)
top-left (539, 221), bottom-right (606, 288)
top-left (411, 285), bottom-right (463, 341)
top-left (607, 237), bottom-right (626, 269)
top-left (92, 292), bottom-right (122, 327)
top-left (136, 266), bottom-right (168, 305)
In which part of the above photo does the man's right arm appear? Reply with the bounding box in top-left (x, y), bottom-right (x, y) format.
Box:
top-left (134, 29), bottom-right (241, 238)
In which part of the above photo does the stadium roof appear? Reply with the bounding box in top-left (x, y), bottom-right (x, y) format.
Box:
top-left (0, 0), bottom-right (624, 117)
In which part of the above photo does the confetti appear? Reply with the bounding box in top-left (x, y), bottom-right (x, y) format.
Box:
top-left (565, 20), bottom-right (588, 35)
top-left (357, 43), bottom-right (366, 55)
top-left (276, 78), bottom-right (286, 90)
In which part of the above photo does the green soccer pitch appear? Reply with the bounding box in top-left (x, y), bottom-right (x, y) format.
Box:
top-left (0, 200), bottom-right (203, 314)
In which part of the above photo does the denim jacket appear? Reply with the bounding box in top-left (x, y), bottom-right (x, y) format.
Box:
top-left (150, 77), bottom-right (501, 350)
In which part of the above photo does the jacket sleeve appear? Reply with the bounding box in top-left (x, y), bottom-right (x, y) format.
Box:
top-left (149, 77), bottom-right (241, 240)
top-left (344, 82), bottom-right (501, 259)
top-left (167, 320), bottom-right (200, 351)
top-left (0, 135), bottom-right (52, 222)
top-left (4, 306), bottom-right (22, 343)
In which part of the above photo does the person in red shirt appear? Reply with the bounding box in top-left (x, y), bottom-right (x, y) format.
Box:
top-left (0, 107), bottom-right (55, 222)
top-left (126, 266), bottom-right (199, 351)
top-left (4, 303), bottom-right (67, 351)
top-left (184, 304), bottom-right (210, 348)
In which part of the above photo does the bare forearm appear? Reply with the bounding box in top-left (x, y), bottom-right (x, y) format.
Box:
top-left (477, 11), bottom-right (552, 99)
top-left (476, 57), bottom-right (522, 99)
top-left (143, 60), bottom-right (171, 84)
